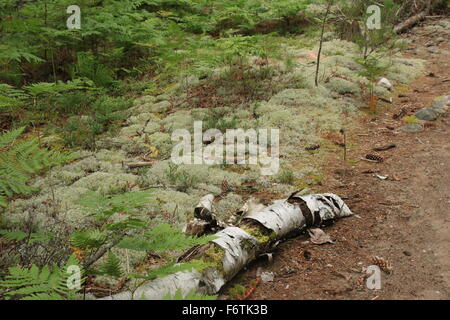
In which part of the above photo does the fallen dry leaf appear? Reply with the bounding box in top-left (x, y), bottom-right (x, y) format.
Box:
top-left (308, 228), bottom-right (334, 245)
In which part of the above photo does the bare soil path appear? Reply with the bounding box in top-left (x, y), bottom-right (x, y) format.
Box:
top-left (228, 19), bottom-right (450, 300)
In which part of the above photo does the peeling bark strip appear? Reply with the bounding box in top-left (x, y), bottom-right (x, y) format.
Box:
top-left (99, 192), bottom-right (352, 300)
top-left (185, 194), bottom-right (226, 236)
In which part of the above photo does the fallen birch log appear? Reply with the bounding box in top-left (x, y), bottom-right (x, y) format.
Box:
top-left (99, 191), bottom-right (352, 300)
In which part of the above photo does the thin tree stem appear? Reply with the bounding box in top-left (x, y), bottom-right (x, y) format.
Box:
top-left (315, 1), bottom-right (333, 87)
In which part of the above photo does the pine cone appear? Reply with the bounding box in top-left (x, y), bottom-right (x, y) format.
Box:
top-left (365, 154), bottom-right (384, 163)
top-left (372, 256), bottom-right (393, 273)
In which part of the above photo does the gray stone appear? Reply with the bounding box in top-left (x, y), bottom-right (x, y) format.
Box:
top-left (400, 124), bottom-right (424, 133)
top-left (432, 107), bottom-right (447, 115)
top-left (415, 108), bottom-right (438, 121)
top-left (377, 78), bottom-right (392, 90)
top-left (431, 96), bottom-right (450, 109)
top-left (427, 46), bottom-right (439, 54)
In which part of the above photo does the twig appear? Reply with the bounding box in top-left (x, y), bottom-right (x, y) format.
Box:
top-left (360, 157), bottom-right (380, 163)
top-left (315, 1), bottom-right (334, 86)
top-left (373, 144), bottom-right (396, 152)
top-left (127, 161), bottom-right (158, 168)
top-left (83, 235), bottom-right (124, 270)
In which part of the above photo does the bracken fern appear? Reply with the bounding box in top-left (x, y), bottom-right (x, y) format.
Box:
top-left (0, 126), bottom-right (73, 206)
top-left (0, 254), bottom-right (83, 300)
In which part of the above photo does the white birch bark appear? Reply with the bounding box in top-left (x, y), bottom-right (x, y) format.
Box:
top-left (99, 192), bottom-right (352, 300)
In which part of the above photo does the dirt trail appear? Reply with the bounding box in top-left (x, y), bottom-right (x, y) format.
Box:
top-left (229, 19), bottom-right (450, 300)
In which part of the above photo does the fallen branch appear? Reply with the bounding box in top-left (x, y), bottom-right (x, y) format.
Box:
top-left (126, 161), bottom-right (157, 168)
top-left (373, 144), bottom-right (396, 152)
top-left (394, 0), bottom-right (442, 34)
top-left (98, 191), bottom-right (352, 300)
top-left (394, 11), bottom-right (428, 34)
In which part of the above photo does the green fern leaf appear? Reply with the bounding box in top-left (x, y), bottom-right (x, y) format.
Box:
top-left (130, 260), bottom-right (213, 281)
top-left (117, 224), bottom-right (216, 252)
top-left (0, 230), bottom-right (28, 242)
top-left (70, 229), bottom-right (107, 250)
top-left (0, 127), bottom-right (72, 207)
top-left (99, 251), bottom-right (124, 278)
top-left (0, 126), bottom-right (25, 147)
top-left (163, 288), bottom-right (217, 300)
top-left (0, 254), bottom-right (83, 300)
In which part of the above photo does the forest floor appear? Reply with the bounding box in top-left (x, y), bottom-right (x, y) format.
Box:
top-left (228, 19), bottom-right (450, 300)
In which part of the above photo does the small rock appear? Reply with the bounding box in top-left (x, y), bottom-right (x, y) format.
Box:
top-left (400, 124), bottom-right (424, 133)
top-left (415, 108), bottom-right (438, 121)
top-left (427, 46), bottom-right (439, 54)
top-left (260, 272), bottom-right (274, 283)
top-left (403, 251), bottom-right (412, 256)
top-left (431, 96), bottom-right (450, 110)
top-left (377, 78), bottom-right (392, 90)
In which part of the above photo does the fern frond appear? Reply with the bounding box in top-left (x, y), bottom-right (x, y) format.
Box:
top-left (0, 230), bottom-right (28, 242)
top-left (0, 254), bottom-right (83, 300)
top-left (129, 260), bottom-right (213, 281)
top-left (70, 229), bottom-right (108, 250)
top-left (163, 288), bottom-right (217, 300)
top-left (0, 127), bottom-right (72, 206)
top-left (0, 126), bottom-right (25, 147)
top-left (79, 190), bottom-right (154, 213)
top-left (0, 195), bottom-right (7, 207)
top-left (99, 251), bottom-right (124, 278)
top-left (147, 260), bottom-right (213, 280)
top-left (117, 224), bottom-right (216, 252)
top-left (0, 229), bottom-right (54, 244)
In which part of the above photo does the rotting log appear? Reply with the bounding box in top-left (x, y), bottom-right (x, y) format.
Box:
top-left (98, 191), bottom-right (352, 300)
